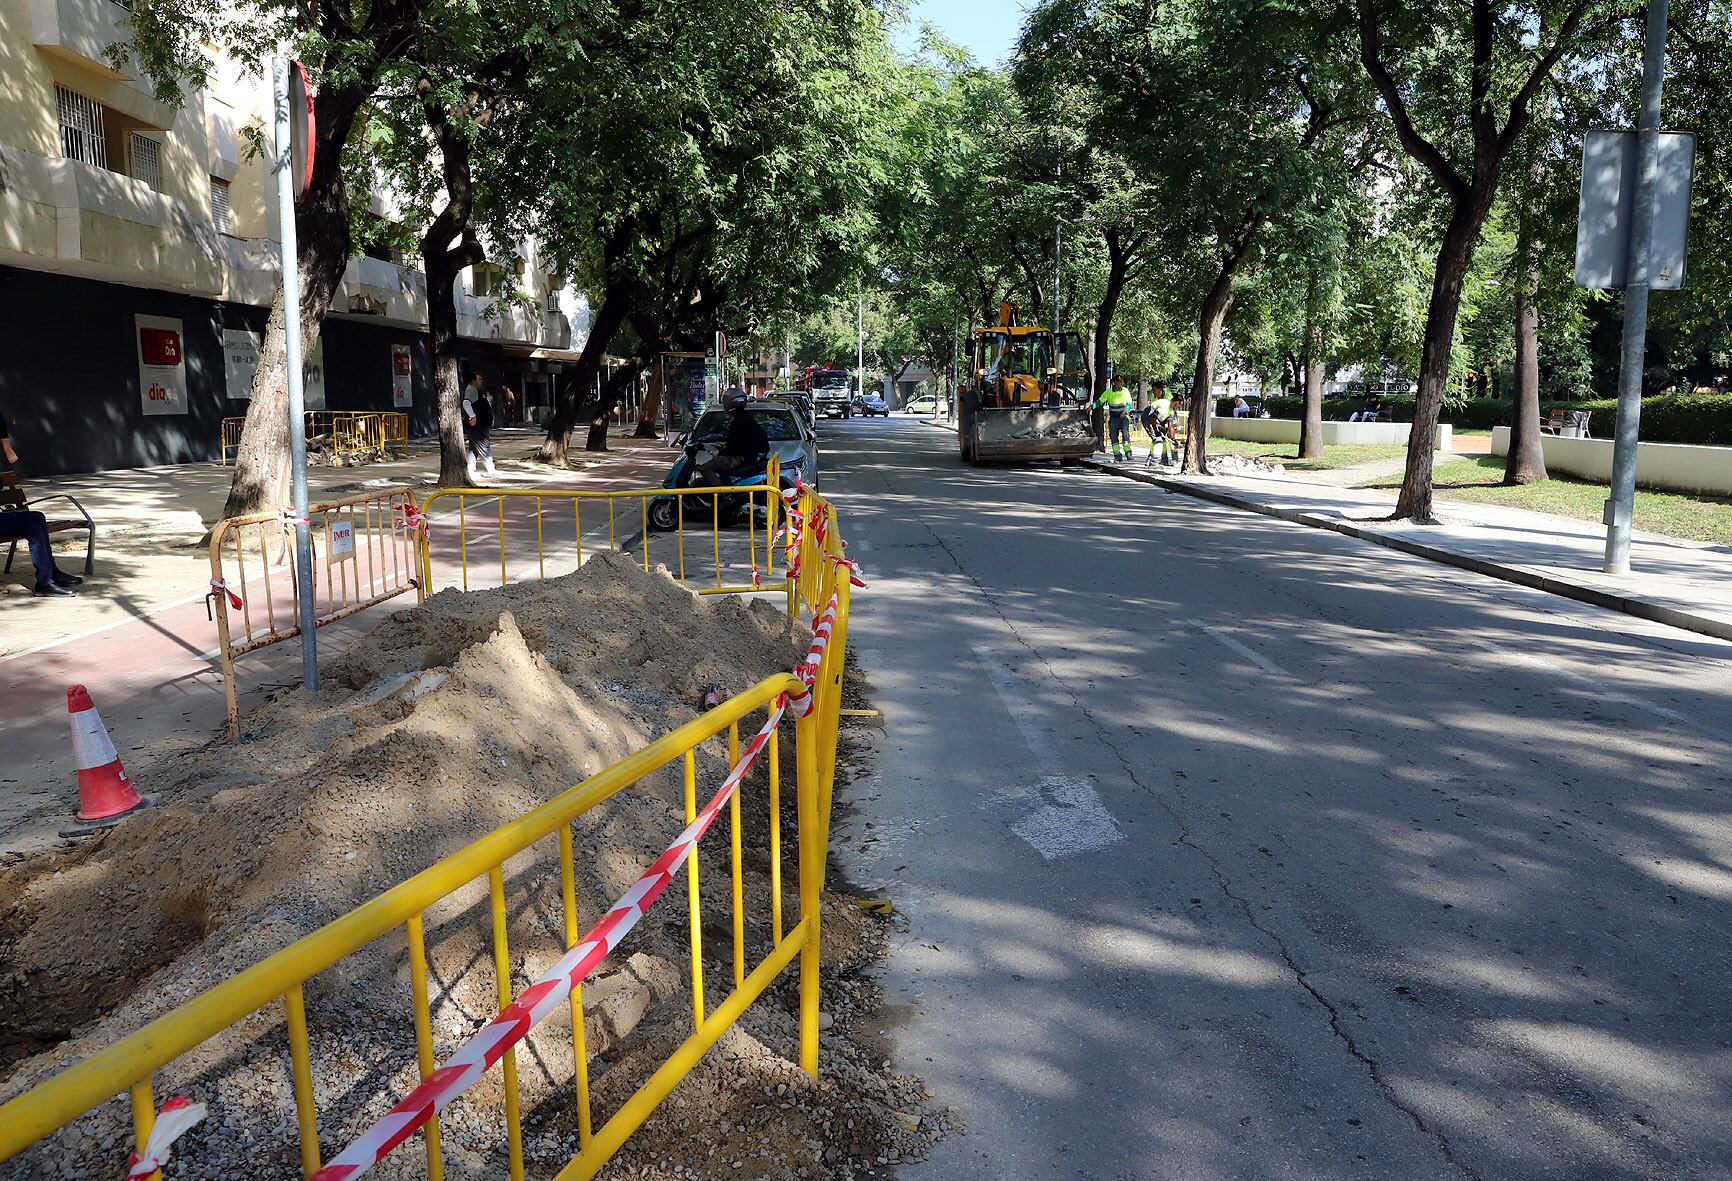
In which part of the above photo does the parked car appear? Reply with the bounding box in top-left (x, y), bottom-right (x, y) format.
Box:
top-left (857, 394), bottom-right (890, 417)
top-left (904, 393), bottom-right (937, 416)
top-left (766, 392), bottom-right (815, 432)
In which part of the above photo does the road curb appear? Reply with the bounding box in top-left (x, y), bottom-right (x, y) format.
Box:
top-left (1079, 458), bottom-right (1732, 644)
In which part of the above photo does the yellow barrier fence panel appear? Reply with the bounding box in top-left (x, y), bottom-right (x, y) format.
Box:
top-left (5, 488), bottom-right (854, 1181)
top-left (208, 486), bottom-right (422, 736)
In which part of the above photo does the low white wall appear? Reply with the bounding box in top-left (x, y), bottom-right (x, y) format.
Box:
top-left (1491, 426), bottom-right (1732, 496)
top-left (1212, 416), bottom-right (1452, 451)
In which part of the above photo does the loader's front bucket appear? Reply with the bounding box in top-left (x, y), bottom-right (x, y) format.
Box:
top-left (970, 406), bottom-right (1098, 461)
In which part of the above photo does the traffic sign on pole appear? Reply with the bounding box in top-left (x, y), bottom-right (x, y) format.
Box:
top-left (287, 60), bottom-right (316, 203)
top-left (1574, 129), bottom-right (1694, 291)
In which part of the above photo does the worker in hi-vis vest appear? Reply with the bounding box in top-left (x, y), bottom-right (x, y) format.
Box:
top-left (1095, 374), bottom-right (1135, 462)
top-left (1144, 382), bottom-right (1176, 467)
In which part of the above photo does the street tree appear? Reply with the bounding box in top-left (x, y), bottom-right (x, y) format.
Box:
top-left (1024, 0), bottom-right (1365, 474)
top-left (1356, 0), bottom-right (1615, 519)
top-left (125, 0), bottom-right (435, 521)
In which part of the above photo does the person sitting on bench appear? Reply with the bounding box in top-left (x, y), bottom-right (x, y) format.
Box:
top-left (1, 414), bottom-right (81, 598)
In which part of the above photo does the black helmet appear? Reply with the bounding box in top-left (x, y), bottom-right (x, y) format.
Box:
top-left (723, 387), bottom-right (749, 410)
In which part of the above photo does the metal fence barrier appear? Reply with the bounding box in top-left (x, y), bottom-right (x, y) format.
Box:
top-left (208, 486), bottom-right (423, 736)
top-left (219, 416), bottom-right (245, 466)
top-left (418, 482), bottom-right (795, 614)
top-left (0, 486), bottom-right (853, 1181)
top-left (222, 413), bottom-right (412, 467)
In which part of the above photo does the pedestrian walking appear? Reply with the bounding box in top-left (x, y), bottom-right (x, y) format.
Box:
top-left (1095, 374), bottom-right (1135, 462)
top-left (1142, 382), bottom-right (1177, 467)
top-left (462, 373), bottom-right (497, 482)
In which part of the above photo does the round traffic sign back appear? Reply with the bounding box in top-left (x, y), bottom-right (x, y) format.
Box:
top-left (288, 60), bottom-right (315, 202)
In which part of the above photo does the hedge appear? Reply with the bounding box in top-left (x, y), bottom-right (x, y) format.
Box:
top-left (1216, 392), bottom-right (1732, 445)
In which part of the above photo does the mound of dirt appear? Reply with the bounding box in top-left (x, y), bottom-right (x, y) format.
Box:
top-left (0, 553), bottom-right (951, 1180)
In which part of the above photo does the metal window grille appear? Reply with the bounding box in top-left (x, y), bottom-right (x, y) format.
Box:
top-left (56, 85), bottom-right (106, 170)
top-left (210, 176), bottom-right (231, 233)
top-left (129, 133), bottom-right (161, 190)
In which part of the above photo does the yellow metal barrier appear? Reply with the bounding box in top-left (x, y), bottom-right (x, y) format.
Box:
top-left (419, 483), bottom-right (793, 615)
top-left (208, 486), bottom-right (423, 736)
top-left (0, 486), bottom-right (853, 1181)
top-left (219, 416), bottom-right (246, 465)
top-left (221, 412), bottom-right (410, 468)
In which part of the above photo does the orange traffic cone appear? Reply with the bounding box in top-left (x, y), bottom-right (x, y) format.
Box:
top-left (67, 684), bottom-right (145, 823)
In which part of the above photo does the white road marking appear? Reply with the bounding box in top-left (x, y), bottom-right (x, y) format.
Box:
top-left (1011, 775), bottom-right (1124, 861)
top-left (972, 643), bottom-right (1124, 860)
top-left (1201, 625), bottom-right (1292, 678)
top-left (1462, 637), bottom-right (1709, 734)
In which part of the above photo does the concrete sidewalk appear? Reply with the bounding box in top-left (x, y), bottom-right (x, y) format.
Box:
top-left (0, 427), bottom-right (673, 658)
top-left (0, 428), bottom-right (680, 860)
top-left (1084, 457), bottom-right (1732, 642)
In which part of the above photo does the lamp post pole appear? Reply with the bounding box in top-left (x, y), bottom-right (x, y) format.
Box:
top-left (273, 57), bottom-right (318, 693)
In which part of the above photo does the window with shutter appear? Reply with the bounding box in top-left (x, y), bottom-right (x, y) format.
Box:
top-left (128, 133), bottom-right (161, 190)
top-left (210, 176), bottom-right (231, 234)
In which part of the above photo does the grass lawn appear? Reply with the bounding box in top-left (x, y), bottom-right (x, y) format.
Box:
top-left (1359, 455), bottom-right (1732, 547)
top-left (1194, 437), bottom-right (1411, 471)
top-left (1451, 428), bottom-right (1493, 437)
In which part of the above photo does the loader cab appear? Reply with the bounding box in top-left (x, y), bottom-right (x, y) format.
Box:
top-left (973, 326), bottom-right (1090, 409)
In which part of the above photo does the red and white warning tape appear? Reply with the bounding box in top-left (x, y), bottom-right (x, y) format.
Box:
top-left (395, 504), bottom-right (429, 536)
top-left (274, 506), bottom-right (309, 568)
top-left (829, 555), bottom-right (867, 589)
top-left (208, 579), bottom-right (243, 610)
top-left (127, 1096), bottom-right (206, 1179)
top-left (785, 592), bottom-right (838, 719)
top-left (312, 591), bottom-right (842, 1180)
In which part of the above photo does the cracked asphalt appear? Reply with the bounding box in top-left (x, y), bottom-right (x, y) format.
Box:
top-left (823, 417), bottom-right (1732, 1180)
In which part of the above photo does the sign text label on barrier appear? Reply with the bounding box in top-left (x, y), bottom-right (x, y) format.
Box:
top-left (329, 517), bottom-right (355, 562)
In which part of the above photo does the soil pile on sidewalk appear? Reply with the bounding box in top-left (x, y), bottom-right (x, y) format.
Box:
top-left (0, 554), bottom-right (948, 1180)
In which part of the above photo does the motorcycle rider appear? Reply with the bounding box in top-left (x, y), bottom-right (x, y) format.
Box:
top-left (695, 386), bottom-right (770, 484)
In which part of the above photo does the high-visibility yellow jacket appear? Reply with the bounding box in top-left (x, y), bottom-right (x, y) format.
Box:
top-left (1096, 387), bottom-right (1134, 411)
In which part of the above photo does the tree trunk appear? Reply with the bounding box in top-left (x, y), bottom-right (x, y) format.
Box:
top-left (1299, 313), bottom-right (1326, 461)
top-left (634, 361), bottom-right (663, 438)
top-left (537, 277), bottom-right (633, 463)
top-left (1182, 270), bottom-right (1237, 475)
top-left (216, 82), bottom-right (368, 525)
top-left (1395, 200), bottom-right (1488, 521)
top-left (424, 255), bottom-right (471, 486)
top-left (585, 361), bottom-right (647, 450)
top-left (1091, 232), bottom-right (1133, 402)
top-left (420, 93), bottom-right (487, 488)
top-left (1505, 152), bottom-right (1549, 485)
top-left (1505, 271), bottom-right (1546, 483)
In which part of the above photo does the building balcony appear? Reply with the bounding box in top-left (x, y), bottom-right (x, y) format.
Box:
top-left (31, 0), bottom-right (129, 75)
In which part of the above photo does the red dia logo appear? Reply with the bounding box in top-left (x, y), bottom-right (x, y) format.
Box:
top-left (147, 383), bottom-right (170, 401)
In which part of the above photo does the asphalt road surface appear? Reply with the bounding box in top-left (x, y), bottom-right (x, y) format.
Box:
top-left (823, 416), bottom-right (1732, 1180)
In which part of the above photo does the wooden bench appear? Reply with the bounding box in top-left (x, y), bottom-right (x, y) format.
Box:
top-left (0, 471), bottom-right (95, 577)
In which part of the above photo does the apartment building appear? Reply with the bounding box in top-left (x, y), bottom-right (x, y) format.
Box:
top-left (0, 0), bottom-right (585, 475)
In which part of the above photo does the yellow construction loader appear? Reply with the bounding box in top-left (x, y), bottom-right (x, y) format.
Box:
top-left (957, 302), bottom-right (1095, 464)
